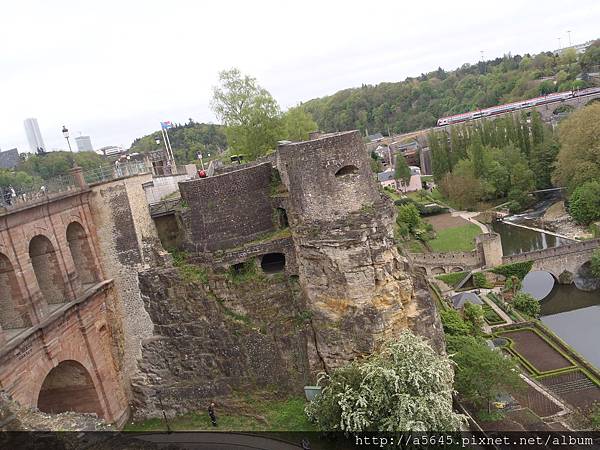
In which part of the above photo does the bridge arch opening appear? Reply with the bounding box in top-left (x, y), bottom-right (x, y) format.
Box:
top-left (450, 267), bottom-right (464, 273)
top-left (66, 222), bottom-right (100, 288)
top-left (574, 261), bottom-right (600, 291)
top-left (552, 104), bottom-right (575, 115)
top-left (29, 235), bottom-right (68, 306)
top-left (431, 267), bottom-right (446, 275)
top-left (37, 360), bottom-right (104, 417)
top-left (586, 98), bottom-right (600, 107)
top-left (260, 253), bottom-right (286, 274)
top-left (0, 253), bottom-right (31, 331)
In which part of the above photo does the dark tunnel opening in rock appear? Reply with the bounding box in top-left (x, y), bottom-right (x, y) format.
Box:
top-left (335, 165), bottom-right (359, 177)
top-left (261, 253), bottom-right (286, 273)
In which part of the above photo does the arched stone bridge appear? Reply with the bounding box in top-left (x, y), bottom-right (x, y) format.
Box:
top-left (536, 91), bottom-right (600, 122)
top-left (409, 233), bottom-right (599, 284)
top-left (502, 238), bottom-right (600, 283)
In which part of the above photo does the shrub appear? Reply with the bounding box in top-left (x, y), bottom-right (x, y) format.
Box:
top-left (440, 309), bottom-right (471, 336)
top-left (512, 292), bottom-right (541, 318)
top-left (305, 331), bottom-right (465, 432)
top-left (435, 271), bottom-right (467, 287)
top-left (490, 261), bottom-right (533, 280)
top-left (463, 303), bottom-right (485, 335)
top-left (446, 335), bottom-right (523, 411)
top-left (472, 272), bottom-right (493, 288)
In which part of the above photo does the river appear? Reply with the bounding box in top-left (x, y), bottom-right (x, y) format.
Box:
top-left (495, 202), bottom-right (599, 369)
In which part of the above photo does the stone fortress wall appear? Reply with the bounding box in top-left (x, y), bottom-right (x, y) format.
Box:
top-left (169, 130), bottom-right (435, 374)
top-left (179, 163), bottom-right (276, 252)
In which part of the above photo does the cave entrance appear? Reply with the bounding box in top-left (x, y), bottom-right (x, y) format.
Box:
top-left (260, 253), bottom-right (286, 274)
top-left (37, 360), bottom-right (104, 418)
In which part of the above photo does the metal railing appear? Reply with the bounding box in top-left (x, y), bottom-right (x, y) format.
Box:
top-left (85, 161), bottom-right (149, 185)
top-left (0, 173), bottom-right (77, 210)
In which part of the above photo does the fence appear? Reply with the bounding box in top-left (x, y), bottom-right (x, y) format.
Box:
top-left (0, 161), bottom-right (150, 212)
top-left (85, 161), bottom-right (149, 185)
top-left (0, 173), bottom-right (77, 210)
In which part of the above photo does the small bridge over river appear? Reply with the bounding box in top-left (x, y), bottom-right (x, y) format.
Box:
top-left (409, 233), bottom-right (600, 284)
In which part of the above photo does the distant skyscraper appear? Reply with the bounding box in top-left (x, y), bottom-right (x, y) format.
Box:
top-left (75, 135), bottom-right (93, 152)
top-left (23, 118), bottom-right (46, 154)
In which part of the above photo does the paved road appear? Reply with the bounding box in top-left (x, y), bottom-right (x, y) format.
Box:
top-left (132, 432), bottom-right (303, 449)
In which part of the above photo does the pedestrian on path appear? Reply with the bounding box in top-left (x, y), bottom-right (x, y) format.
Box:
top-left (208, 401), bottom-right (218, 427)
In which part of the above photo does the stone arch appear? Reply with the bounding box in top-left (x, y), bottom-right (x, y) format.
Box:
top-left (450, 266), bottom-right (464, 272)
top-left (260, 253), bottom-right (286, 273)
top-left (552, 104), bottom-right (575, 115)
top-left (66, 221), bottom-right (100, 288)
top-left (29, 235), bottom-right (67, 306)
top-left (586, 98), bottom-right (600, 107)
top-left (414, 266), bottom-right (427, 275)
top-left (431, 267), bottom-right (446, 275)
top-left (574, 260), bottom-right (600, 291)
top-left (335, 165), bottom-right (359, 177)
top-left (37, 360), bottom-right (104, 417)
top-left (0, 252), bottom-right (31, 330)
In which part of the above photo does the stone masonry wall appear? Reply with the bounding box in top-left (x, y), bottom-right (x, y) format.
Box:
top-left (132, 263), bottom-right (310, 418)
top-left (88, 174), bottom-right (157, 394)
top-left (179, 163), bottom-right (275, 251)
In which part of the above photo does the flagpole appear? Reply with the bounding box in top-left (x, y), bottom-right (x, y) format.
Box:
top-left (160, 127), bottom-right (170, 171)
top-left (164, 127), bottom-right (175, 168)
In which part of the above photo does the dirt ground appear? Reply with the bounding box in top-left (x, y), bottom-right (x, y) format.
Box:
top-left (511, 384), bottom-right (563, 418)
top-left (540, 370), bottom-right (600, 411)
top-left (500, 329), bottom-right (573, 373)
top-left (424, 213), bottom-right (470, 231)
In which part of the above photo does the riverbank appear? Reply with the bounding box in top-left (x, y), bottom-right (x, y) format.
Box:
top-left (533, 201), bottom-right (592, 240)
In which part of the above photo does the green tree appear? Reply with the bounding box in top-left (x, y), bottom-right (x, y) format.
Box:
top-left (394, 154), bottom-right (412, 190)
top-left (440, 309), bottom-right (471, 336)
top-left (0, 169), bottom-right (37, 189)
top-left (447, 335), bottom-right (523, 411)
top-left (569, 181), bottom-right (600, 225)
top-left (512, 292), bottom-right (541, 317)
top-left (463, 303), bottom-right (485, 335)
top-left (211, 68), bottom-right (282, 160)
top-left (305, 331), bottom-right (465, 432)
top-left (430, 131), bottom-right (451, 182)
top-left (281, 107), bottom-right (317, 142)
top-left (553, 103), bottom-right (600, 192)
top-left (469, 133), bottom-right (486, 178)
top-left (396, 204), bottom-right (422, 233)
top-left (17, 151), bottom-right (104, 179)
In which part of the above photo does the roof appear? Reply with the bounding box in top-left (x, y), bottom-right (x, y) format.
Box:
top-left (367, 132), bottom-right (384, 142)
top-left (451, 291), bottom-right (483, 309)
top-left (0, 148), bottom-right (20, 170)
top-left (377, 170), bottom-right (395, 183)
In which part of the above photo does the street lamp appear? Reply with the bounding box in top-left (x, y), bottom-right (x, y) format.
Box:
top-left (62, 125), bottom-right (73, 152)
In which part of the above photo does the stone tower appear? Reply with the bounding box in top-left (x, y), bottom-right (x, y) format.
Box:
top-left (277, 131), bottom-right (415, 371)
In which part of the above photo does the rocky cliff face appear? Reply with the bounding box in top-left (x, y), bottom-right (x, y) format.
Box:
top-left (131, 264), bottom-right (311, 418)
top-left (293, 199), bottom-right (420, 371)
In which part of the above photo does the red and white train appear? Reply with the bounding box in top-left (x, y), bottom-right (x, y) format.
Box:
top-left (436, 87), bottom-right (600, 127)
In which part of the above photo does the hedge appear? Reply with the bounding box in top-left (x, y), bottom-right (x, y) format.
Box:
top-left (490, 260), bottom-right (534, 280)
top-left (435, 271), bottom-right (468, 287)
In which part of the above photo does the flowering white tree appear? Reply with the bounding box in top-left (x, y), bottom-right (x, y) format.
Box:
top-left (305, 330), bottom-right (465, 432)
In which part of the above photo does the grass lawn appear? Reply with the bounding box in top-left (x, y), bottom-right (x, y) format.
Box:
top-left (406, 239), bottom-right (427, 253)
top-left (124, 395), bottom-right (316, 432)
top-left (428, 223), bottom-right (482, 252)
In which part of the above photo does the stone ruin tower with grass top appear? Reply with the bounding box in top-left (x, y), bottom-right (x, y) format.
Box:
top-left (275, 131), bottom-right (417, 370)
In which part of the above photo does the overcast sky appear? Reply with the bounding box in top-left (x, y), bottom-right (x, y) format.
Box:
top-left (1, 0), bottom-right (599, 153)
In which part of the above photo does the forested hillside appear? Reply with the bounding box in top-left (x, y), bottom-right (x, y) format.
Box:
top-left (301, 41), bottom-right (600, 135)
top-left (129, 120), bottom-right (228, 165)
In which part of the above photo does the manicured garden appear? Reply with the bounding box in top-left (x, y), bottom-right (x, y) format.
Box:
top-left (427, 222), bottom-right (482, 252)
